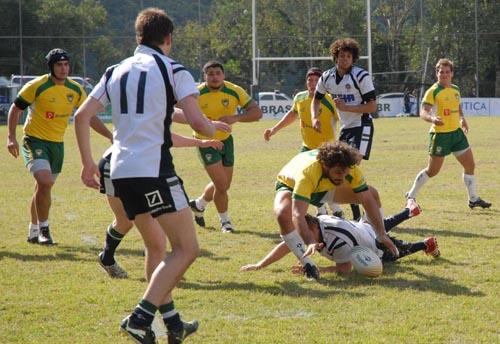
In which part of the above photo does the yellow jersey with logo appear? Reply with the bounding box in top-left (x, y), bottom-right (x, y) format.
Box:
top-left (277, 149), bottom-right (368, 206)
top-left (196, 81), bottom-right (252, 140)
top-left (16, 74), bottom-right (87, 142)
top-left (422, 82), bottom-right (461, 133)
top-left (292, 90), bottom-right (339, 149)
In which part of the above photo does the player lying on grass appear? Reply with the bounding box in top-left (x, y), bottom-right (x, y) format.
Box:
top-left (241, 200), bottom-right (440, 275)
top-left (97, 132), bottom-right (224, 279)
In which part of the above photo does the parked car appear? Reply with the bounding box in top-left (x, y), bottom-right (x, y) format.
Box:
top-left (376, 92), bottom-right (417, 117)
top-left (258, 91), bottom-right (292, 119)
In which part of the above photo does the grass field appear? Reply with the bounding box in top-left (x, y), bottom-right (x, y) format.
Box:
top-left (1, 117), bottom-right (499, 344)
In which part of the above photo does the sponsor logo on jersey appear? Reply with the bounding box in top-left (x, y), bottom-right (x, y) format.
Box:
top-left (222, 98), bottom-right (229, 107)
top-left (45, 111), bottom-right (55, 119)
top-left (444, 108), bottom-right (450, 116)
top-left (332, 94), bottom-right (355, 102)
top-left (67, 94), bottom-right (74, 103)
top-left (345, 84), bottom-right (351, 90)
top-left (145, 190), bottom-right (163, 207)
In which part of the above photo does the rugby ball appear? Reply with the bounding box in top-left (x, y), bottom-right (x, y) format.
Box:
top-left (350, 246), bottom-right (383, 277)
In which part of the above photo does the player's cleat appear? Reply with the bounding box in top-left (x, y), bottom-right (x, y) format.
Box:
top-left (221, 221), bottom-right (234, 233)
top-left (406, 198), bottom-right (422, 218)
top-left (468, 197), bottom-right (492, 209)
top-left (120, 315), bottom-right (157, 344)
top-left (167, 320), bottom-right (199, 344)
top-left (38, 226), bottom-right (54, 245)
top-left (424, 236), bottom-right (440, 258)
top-left (98, 252), bottom-right (128, 279)
top-left (27, 227), bottom-right (40, 244)
top-left (303, 263), bottom-right (320, 281)
top-left (189, 200), bottom-right (205, 227)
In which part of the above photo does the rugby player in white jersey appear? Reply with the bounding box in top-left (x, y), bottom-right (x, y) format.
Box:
top-left (241, 202), bottom-right (440, 275)
top-left (74, 8), bottom-right (217, 344)
top-left (311, 38), bottom-right (376, 221)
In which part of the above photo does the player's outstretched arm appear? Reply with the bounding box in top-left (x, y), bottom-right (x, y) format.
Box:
top-left (6, 104), bottom-right (23, 158)
top-left (74, 97), bottom-right (102, 189)
top-left (89, 115), bottom-right (112, 142)
top-left (311, 97), bottom-right (322, 133)
top-left (264, 110), bottom-right (297, 141)
top-left (177, 94), bottom-right (216, 138)
top-left (240, 241), bottom-right (290, 271)
top-left (171, 133), bottom-right (223, 150)
top-left (220, 100), bottom-right (262, 124)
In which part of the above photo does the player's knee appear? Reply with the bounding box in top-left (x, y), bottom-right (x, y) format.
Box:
top-left (115, 220), bottom-right (133, 233)
top-left (36, 177), bottom-right (54, 190)
top-left (213, 179), bottom-right (230, 192)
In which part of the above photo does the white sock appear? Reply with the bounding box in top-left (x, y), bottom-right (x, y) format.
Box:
top-left (407, 169), bottom-right (430, 199)
top-left (196, 197), bottom-right (208, 210)
top-left (39, 220), bottom-right (49, 228)
top-left (463, 173), bottom-right (478, 201)
top-left (219, 212), bottom-right (230, 223)
top-left (28, 223), bottom-right (39, 237)
top-left (281, 230), bottom-right (315, 266)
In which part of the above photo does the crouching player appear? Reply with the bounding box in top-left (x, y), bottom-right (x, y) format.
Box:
top-left (241, 201), bottom-right (439, 275)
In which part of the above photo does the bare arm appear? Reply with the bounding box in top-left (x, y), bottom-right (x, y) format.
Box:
top-left (171, 133), bottom-right (223, 150)
top-left (292, 199), bottom-right (315, 245)
top-left (240, 241), bottom-right (291, 271)
top-left (219, 100), bottom-right (262, 124)
top-left (419, 103), bottom-right (443, 126)
top-left (173, 107), bottom-right (231, 134)
top-left (311, 97), bottom-right (322, 133)
top-left (459, 104), bottom-right (469, 134)
top-left (357, 190), bottom-right (399, 257)
top-left (334, 98), bottom-right (377, 114)
top-left (176, 94), bottom-right (216, 138)
top-left (74, 97), bottom-right (102, 189)
top-left (89, 114), bottom-right (112, 142)
top-left (6, 104), bottom-right (24, 158)
top-left (264, 110), bottom-right (297, 141)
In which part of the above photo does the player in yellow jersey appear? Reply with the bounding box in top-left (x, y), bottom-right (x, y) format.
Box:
top-left (6, 49), bottom-right (112, 245)
top-left (264, 68), bottom-right (339, 151)
top-left (264, 67), bottom-right (342, 216)
top-left (406, 58), bottom-right (491, 209)
top-left (272, 141), bottom-right (398, 280)
top-left (189, 61), bottom-right (262, 232)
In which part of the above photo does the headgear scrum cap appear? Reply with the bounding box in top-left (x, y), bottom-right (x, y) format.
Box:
top-left (45, 48), bottom-right (70, 74)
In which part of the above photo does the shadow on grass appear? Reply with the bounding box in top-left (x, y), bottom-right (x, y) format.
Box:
top-left (177, 280), bottom-right (365, 298)
top-left (326, 264), bottom-right (485, 297)
top-left (394, 226), bottom-right (497, 239)
top-left (0, 249), bottom-right (90, 262)
top-left (234, 229), bottom-right (281, 240)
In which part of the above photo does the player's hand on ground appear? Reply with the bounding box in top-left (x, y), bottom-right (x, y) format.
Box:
top-left (378, 233), bottom-right (399, 258)
top-left (312, 118), bottom-right (322, 133)
top-left (212, 120), bottom-right (232, 133)
top-left (432, 116), bottom-right (444, 126)
top-left (303, 242), bottom-right (324, 258)
top-left (200, 139), bottom-right (223, 150)
top-left (460, 117), bottom-right (469, 134)
top-left (240, 263), bottom-right (261, 271)
top-left (263, 128), bottom-right (274, 141)
top-left (81, 163), bottom-right (100, 189)
top-left (218, 116), bottom-right (239, 125)
top-left (6, 137), bottom-right (19, 158)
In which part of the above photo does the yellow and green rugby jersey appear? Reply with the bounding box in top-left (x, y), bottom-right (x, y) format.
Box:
top-left (422, 82), bottom-right (461, 133)
top-left (277, 149), bottom-right (368, 207)
top-left (292, 90), bottom-right (339, 149)
top-left (196, 81), bottom-right (252, 140)
top-left (16, 74), bottom-right (87, 142)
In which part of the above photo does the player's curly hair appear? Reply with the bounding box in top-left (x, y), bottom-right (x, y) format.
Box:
top-left (317, 141), bottom-right (359, 168)
top-left (135, 8), bottom-right (174, 46)
top-left (329, 38), bottom-right (360, 63)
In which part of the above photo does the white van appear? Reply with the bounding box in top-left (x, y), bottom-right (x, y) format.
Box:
top-left (258, 91), bottom-right (292, 119)
top-left (376, 92), bottom-right (417, 117)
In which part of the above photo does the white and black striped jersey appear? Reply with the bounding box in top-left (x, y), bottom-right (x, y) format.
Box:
top-left (89, 44), bottom-right (198, 179)
top-left (317, 215), bottom-right (383, 264)
top-left (315, 65), bottom-right (375, 130)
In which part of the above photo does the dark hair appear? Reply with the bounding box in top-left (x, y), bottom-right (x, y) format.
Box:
top-left (329, 38), bottom-right (360, 63)
top-left (305, 214), bottom-right (319, 228)
top-left (203, 60), bottom-right (224, 73)
top-left (317, 141), bottom-right (359, 168)
top-left (306, 67), bottom-right (322, 78)
top-left (135, 8), bottom-right (174, 46)
top-left (435, 58), bottom-right (454, 73)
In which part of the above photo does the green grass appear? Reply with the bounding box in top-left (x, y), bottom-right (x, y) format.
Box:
top-left (1, 117), bottom-right (499, 343)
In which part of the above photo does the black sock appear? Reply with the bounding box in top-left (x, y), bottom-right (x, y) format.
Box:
top-left (101, 224), bottom-right (124, 265)
top-left (408, 241), bottom-right (426, 254)
top-left (132, 299), bottom-right (157, 327)
top-left (350, 204), bottom-right (361, 221)
top-left (160, 301), bottom-right (183, 333)
top-left (383, 209), bottom-right (410, 232)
